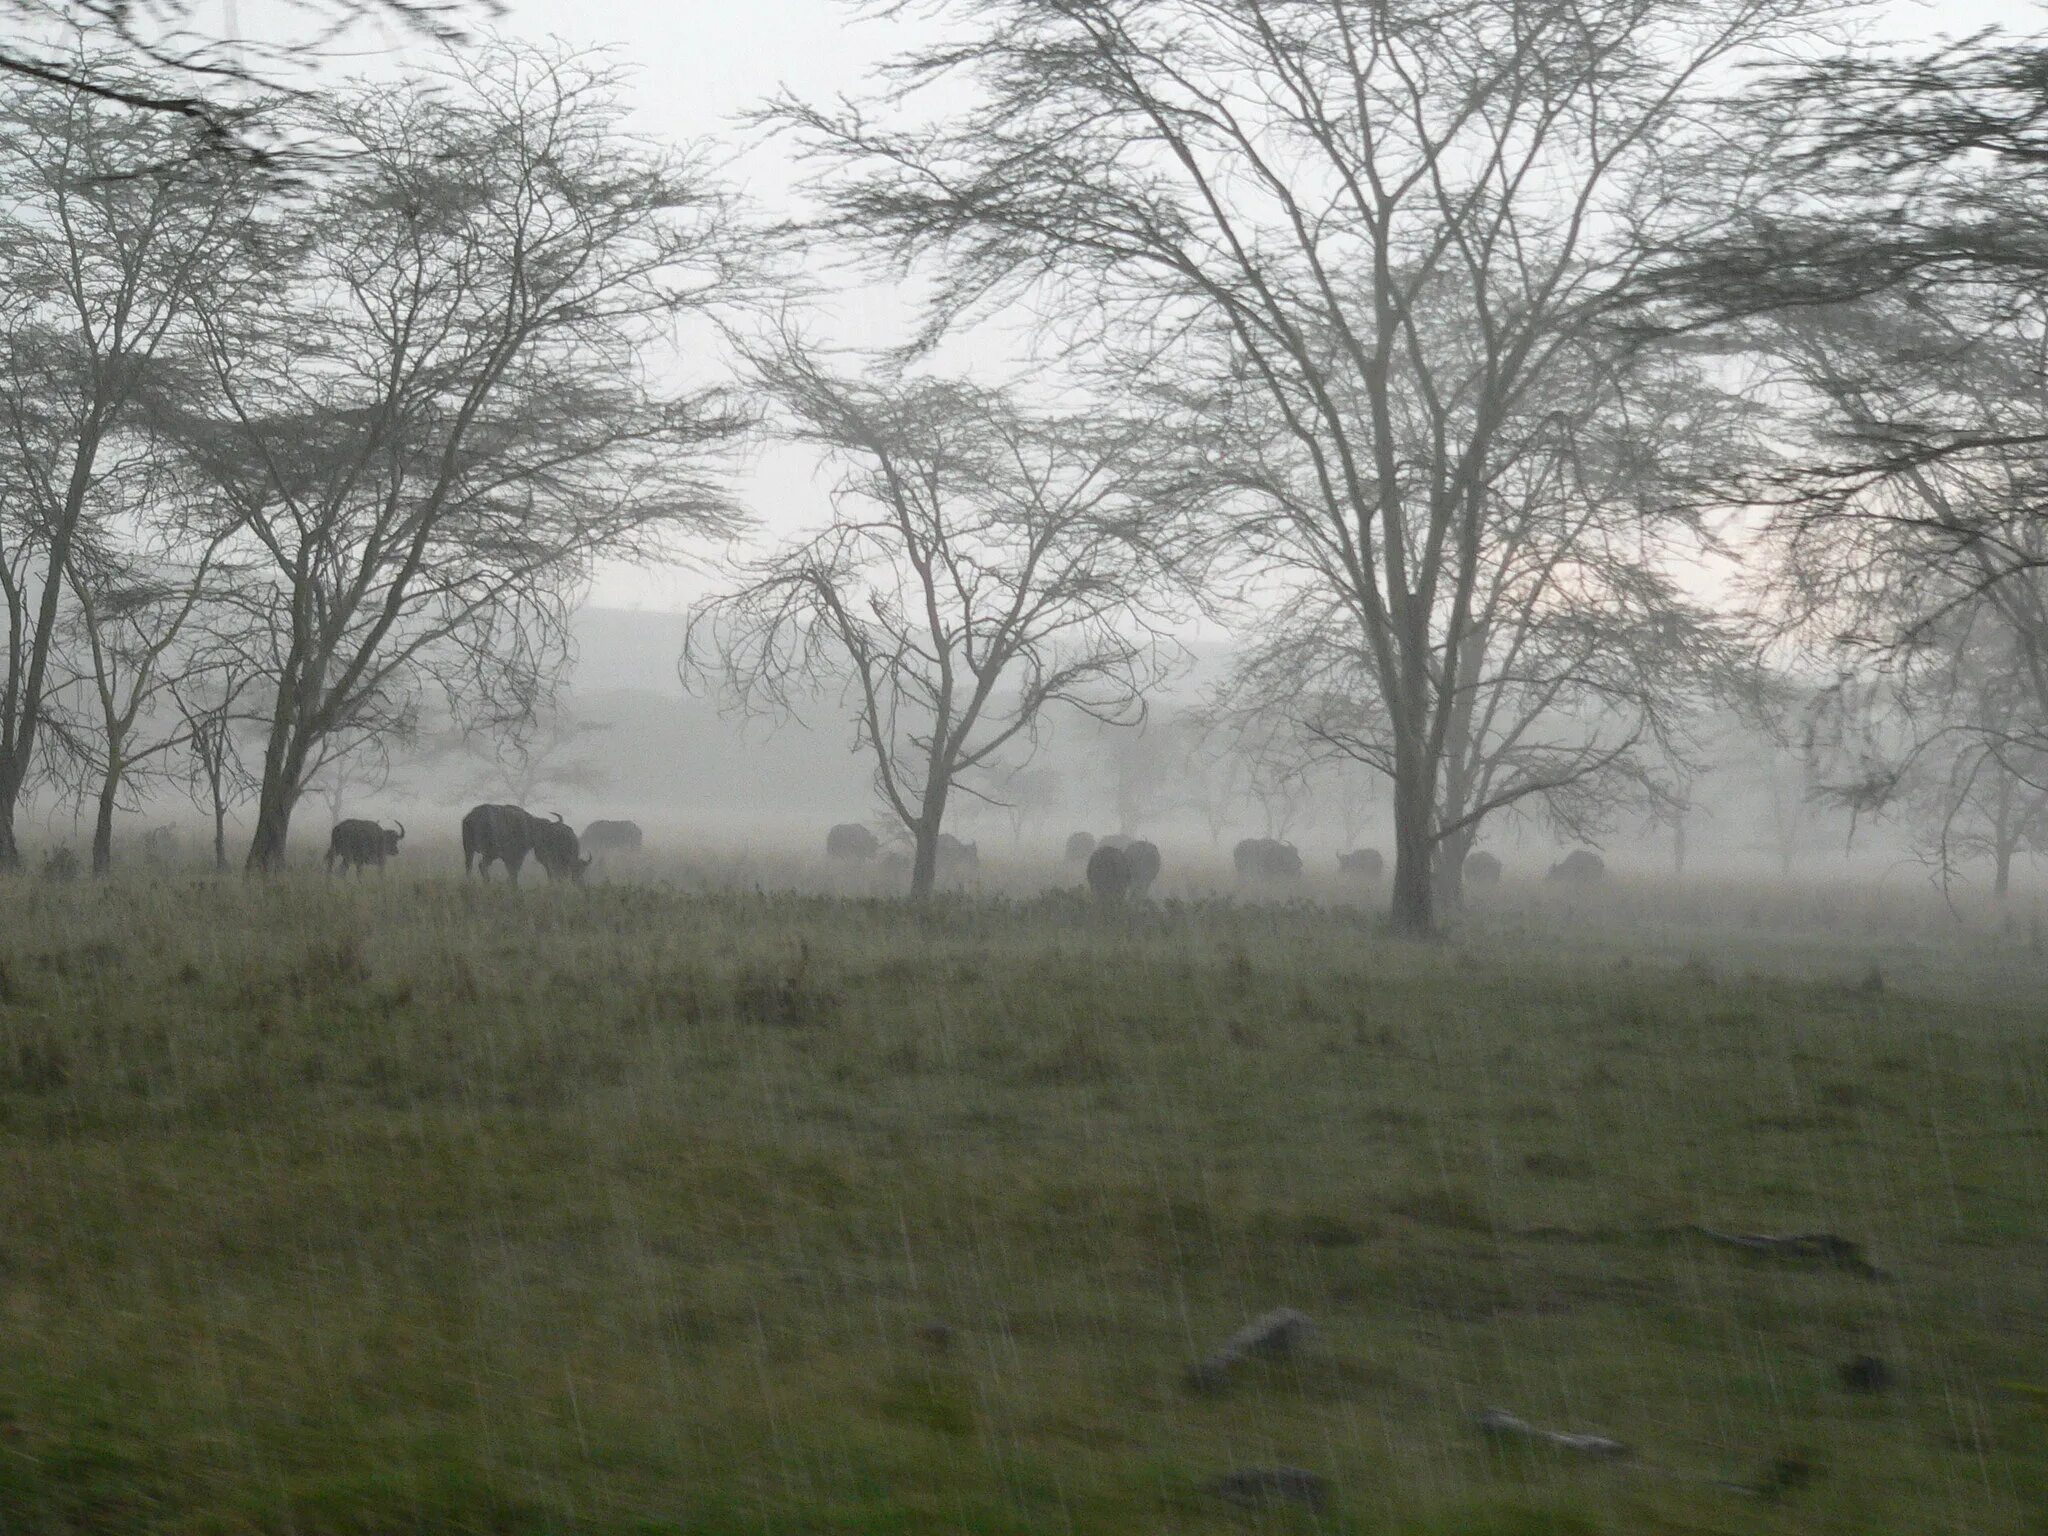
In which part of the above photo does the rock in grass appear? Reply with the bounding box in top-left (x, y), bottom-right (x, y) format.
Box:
top-left (1185, 1306), bottom-right (1314, 1392)
top-left (1205, 1465), bottom-right (1328, 1513)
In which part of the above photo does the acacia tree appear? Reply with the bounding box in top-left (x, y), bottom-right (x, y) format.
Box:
top-left (767, 0), bottom-right (1835, 934)
top-left (458, 704), bottom-right (614, 808)
top-left (51, 499), bottom-right (234, 872)
top-left (683, 346), bottom-right (1184, 898)
top-left (1645, 31), bottom-right (2048, 821)
top-left (191, 42), bottom-right (751, 871)
top-left (1208, 339), bottom-right (1742, 907)
top-left (0, 75), bottom-right (257, 868)
top-left (171, 657), bottom-right (257, 871)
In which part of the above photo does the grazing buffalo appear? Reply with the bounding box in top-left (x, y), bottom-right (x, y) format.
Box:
top-left (325, 817), bottom-right (404, 875)
top-left (1064, 831), bottom-right (1098, 862)
top-left (1125, 839), bottom-right (1162, 896)
top-left (1337, 848), bottom-right (1384, 881)
top-left (463, 804), bottom-right (588, 885)
top-left (1546, 849), bottom-right (1607, 885)
top-left (1086, 843), bottom-right (1133, 902)
top-left (1465, 850), bottom-right (1503, 887)
top-left (530, 815), bottom-right (591, 883)
top-left (581, 819), bottom-right (643, 860)
top-left (1233, 837), bottom-right (1303, 883)
top-left (827, 823), bottom-right (880, 861)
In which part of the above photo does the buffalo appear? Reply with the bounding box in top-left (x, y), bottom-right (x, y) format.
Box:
top-left (326, 817), bottom-right (404, 876)
top-left (1233, 837), bottom-right (1303, 883)
top-left (1465, 850), bottom-right (1503, 887)
top-left (1063, 831), bottom-right (1098, 862)
top-left (827, 823), bottom-right (880, 861)
top-left (1337, 848), bottom-right (1384, 881)
top-left (531, 816), bottom-right (591, 883)
top-left (462, 804), bottom-right (588, 885)
top-left (1546, 849), bottom-right (1606, 885)
top-left (1086, 843), bottom-right (1133, 902)
top-left (1125, 839), bottom-right (1162, 896)
top-left (582, 820), bottom-right (644, 860)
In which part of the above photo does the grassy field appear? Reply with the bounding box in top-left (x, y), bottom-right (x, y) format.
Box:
top-left (0, 869), bottom-right (2044, 1534)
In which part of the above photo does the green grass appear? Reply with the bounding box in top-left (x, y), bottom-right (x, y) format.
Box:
top-left (0, 874), bottom-right (2044, 1533)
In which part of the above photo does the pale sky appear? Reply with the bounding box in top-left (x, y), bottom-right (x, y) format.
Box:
top-left (461, 0), bottom-right (2025, 612)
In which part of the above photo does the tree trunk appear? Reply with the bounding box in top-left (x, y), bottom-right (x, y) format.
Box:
top-left (212, 798), bottom-right (229, 873)
top-left (1389, 755), bottom-right (1436, 937)
top-left (245, 778), bottom-right (299, 873)
top-left (1672, 815), bottom-right (1688, 877)
top-left (1435, 826), bottom-right (1473, 914)
top-left (1995, 841), bottom-right (2014, 899)
top-left (91, 768), bottom-right (120, 876)
top-left (910, 818), bottom-right (940, 899)
top-left (0, 773), bottom-right (21, 872)
top-left (1, 424), bottom-right (106, 871)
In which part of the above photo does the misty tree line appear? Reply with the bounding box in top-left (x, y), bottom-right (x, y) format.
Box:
top-left (6, 2), bottom-right (2048, 931)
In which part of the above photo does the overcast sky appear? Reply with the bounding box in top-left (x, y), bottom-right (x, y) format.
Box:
top-left (464, 0), bottom-right (2026, 612)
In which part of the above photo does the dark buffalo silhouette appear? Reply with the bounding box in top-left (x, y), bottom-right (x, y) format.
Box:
top-left (827, 823), bottom-right (880, 861)
top-left (581, 820), bottom-right (643, 859)
top-left (1233, 837), bottom-right (1303, 882)
top-left (463, 804), bottom-right (587, 885)
top-left (1064, 831), bottom-right (1098, 862)
top-left (530, 816), bottom-right (591, 883)
top-left (1125, 839), bottom-right (1161, 896)
top-left (1465, 850), bottom-right (1503, 887)
top-left (326, 817), bottom-right (403, 875)
top-left (1086, 843), bottom-right (1133, 902)
top-left (1337, 848), bottom-right (1384, 881)
top-left (1546, 849), bottom-right (1607, 885)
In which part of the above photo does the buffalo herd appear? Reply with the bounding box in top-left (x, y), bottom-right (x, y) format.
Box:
top-left (461, 803), bottom-right (591, 884)
top-left (312, 802), bottom-right (1610, 897)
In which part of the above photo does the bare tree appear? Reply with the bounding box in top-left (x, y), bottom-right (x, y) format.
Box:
top-left (765, 0), bottom-right (1835, 933)
top-left (305, 736), bottom-right (397, 830)
top-left (0, 74), bottom-right (258, 868)
top-left (993, 760), bottom-right (1062, 849)
top-left (684, 345), bottom-right (1185, 898)
top-left (185, 41), bottom-right (753, 872)
top-left (458, 704), bottom-right (613, 809)
top-left (1208, 337), bottom-right (1743, 908)
top-left (1643, 30), bottom-right (2048, 751)
top-left (171, 659), bottom-right (257, 871)
top-left (50, 499), bottom-right (234, 872)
